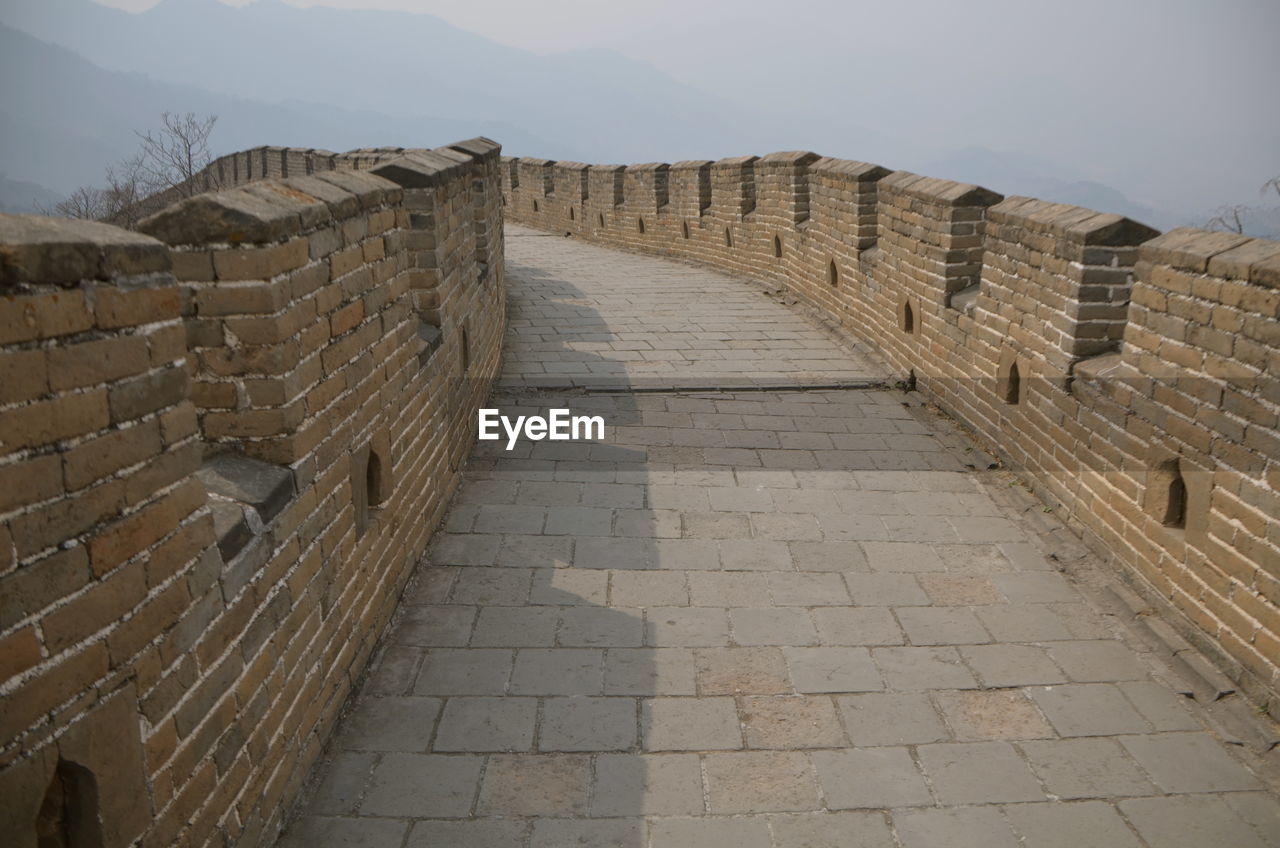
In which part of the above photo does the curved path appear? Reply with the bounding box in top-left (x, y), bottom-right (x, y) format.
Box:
top-left (278, 225), bottom-right (1279, 848)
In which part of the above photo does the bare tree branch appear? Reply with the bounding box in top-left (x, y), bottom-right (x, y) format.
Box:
top-left (134, 111), bottom-right (219, 198)
top-left (1206, 203), bottom-right (1248, 235)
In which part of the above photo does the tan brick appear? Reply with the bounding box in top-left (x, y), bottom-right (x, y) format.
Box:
top-left (47, 335), bottom-right (150, 391)
top-left (329, 244), bottom-right (363, 280)
top-left (0, 348), bottom-right (49, 404)
top-left (0, 290), bottom-right (93, 344)
top-left (190, 381), bottom-right (238, 410)
top-left (212, 238), bottom-right (309, 282)
top-left (95, 286), bottom-right (183, 329)
top-left (0, 641), bottom-right (108, 742)
top-left (195, 280), bottom-right (288, 316)
top-left (0, 453), bottom-right (63, 514)
top-left (0, 389), bottom-right (110, 451)
top-left (168, 251), bottom-right (214, 282)
top-left (87, 478), bottom-right (205, 576)
top-left (0, 626), bottom-right (42, 684)
top-left (329, 301), bottom-right (364, 337)
top-left (43, 560), bottom-right (147, 654)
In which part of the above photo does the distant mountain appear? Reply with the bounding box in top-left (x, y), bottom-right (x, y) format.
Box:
top-left (0, 173), bottom-right (63, 214)
top-left (921, 147), bottom-right (1178, 231)
top-left (0, 0), bottom-right (815, 164)
top-left (0, 23), bottom-right (561, 198)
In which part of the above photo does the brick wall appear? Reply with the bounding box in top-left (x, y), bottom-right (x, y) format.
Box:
top-left (0, 137), bottom-right (504, 847)
top-left (503, 151), bottom-right (1280, 707)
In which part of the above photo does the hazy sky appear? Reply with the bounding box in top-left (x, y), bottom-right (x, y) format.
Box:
top-left (82, 0), bottom-right (1280, 214)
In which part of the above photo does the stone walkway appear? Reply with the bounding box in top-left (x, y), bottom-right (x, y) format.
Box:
top-left (278, 226), bottom-right (1279, 847)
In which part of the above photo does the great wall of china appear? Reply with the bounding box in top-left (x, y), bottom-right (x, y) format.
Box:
top-left (1, 137), bottom-right (1277, 846)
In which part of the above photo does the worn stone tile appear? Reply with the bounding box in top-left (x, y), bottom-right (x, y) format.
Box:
top-left (1120, 795), bottom-right (1272, 848)
top-left (731, 608), bottom-right (819, 646)
top-left (783, 647), bottom-right (881, 693)
top-left (812, 748), bottom-right (931, 809)
top-left (429, 533), bottom-right (501, 566)
top-left (414, 649), bottom-right (512, 696)
top-left (360, 753), bottom-right (483, 817)
top-left (497, 534), bottom-right (573, 568)
top-left (1003, 801), bottom-right (1141, 848)
top-left (470, 606), bottom-right (558, 647)
top-left (740, 695), bottom-right (846, 749)
top-left (476, 754), bottom-right (592, 816)
top-left (837, 693), bottom-right (950, 746)
top-left (646, 606), bottom-right (731, 646)
top-left (406, 820), bottom-right (530, 848)
top-left (992, 571), bottom-right (1078, 603)
top-left (1030, 684), bottom-right (1151, 737)
top-left (696, 647), bottom-right (792, 695)
top-left (684, 511), bottom-right (752, 538)
top-left (812, 607), bottom-right (904, 646)
top-left (450, 567), bottom-right (533, 606)
top-left (647, 817), bottom-right (772, 848)
top-left (719, 539), bottom-right (795, 571)
top-left (529, 818), bottom-right (644, 847)
top-left (688, 572), bottom-right (772, 607)
top-left (509, 648), bottom-right (603, 695)
top-left (1118, 732), bottom-right (1263, 792)
top-left (768, 573), bottom-right (850, 606)
top-left (338, 696), bottom-right (440, 752)
top-left (916, 741), bottom-right (1044, 804)
top-left (1020, 738), bottom-right (1154, 799)
top-left (860, 542), bottom-right (946, 572)
top-left (643, 696), bottom-right (743, 750)
top-left (1046, 640), bottom-right (1149, 683)
top-left (652, 538), bottom-right (721, 569)
top-left (278, 816), bottom-right (408, 848)
top-left (895, 606), bottom-right (991, 645)
top-left (789, 540), bottom-right (869, 572)
top-left (753, 512), bottom-right (825, 540)
top-left (767, 812), bottom-right (896, 848)
top-left (934, 690), bottom-right (1052, 741)
top-left (558, 606), bottom-right (644, 647)
top-left (604, 647), bottom-right (697, 695)
top-left (1115, 681), bottom-right (1201, 731)
top-left (591, 752), bottom-right (705, 816)
top-left (529, 568), bottom-right (609, 605)
top-left (844, 574), bottom-right (928, 606)
top-left (705, 751), bottom-right (820, 813)
top-left (433, 696), bottom-right (537, 752)
top-left (892, 807), bottom-right (1019, 848)
top-left (575, 537), bottom-right (650, 569)
top-left (303, 752), bottom-right (377, 815)
top-left (916, 574), bottom-right (1004, 605)
top-left (397, 605), bottom-right (476, 647)
top-left (539, 696), bottom-right (637, 752)
top-left (610, 570), bottom-right (688, 607)
top-left (959, 644), bottom-right (1066, 687)
top-left (872, 646), bottom-right (977, 690)
top-left (973, 606), bottom-right (1071, 643)
top-left (544, 506), bottom-right (613, 537)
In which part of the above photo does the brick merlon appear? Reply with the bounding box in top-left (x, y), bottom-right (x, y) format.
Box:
top-left (0, 213), bottom-right (170, 288)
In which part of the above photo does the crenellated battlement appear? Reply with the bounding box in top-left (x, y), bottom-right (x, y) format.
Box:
top-left (0, 138), bottom-right (505, 848)
top-left (502, 150), bottom-right (1280, 711)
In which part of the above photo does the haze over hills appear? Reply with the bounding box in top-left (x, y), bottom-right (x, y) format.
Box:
top-left (0, 22), bottom-right (562, 206)
top-left (1, 0), bottom-right (1275, 235)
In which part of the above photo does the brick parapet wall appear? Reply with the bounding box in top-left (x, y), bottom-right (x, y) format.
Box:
top-left (503, 151), bottom-right (1280, 707)
top-left (0, 137), bottom-right (505, 847)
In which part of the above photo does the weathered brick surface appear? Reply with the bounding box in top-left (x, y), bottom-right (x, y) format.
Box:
top-left (0, 138), bottom-right (504, 847)
top-left (505, 152), bottom-right (1280, 710)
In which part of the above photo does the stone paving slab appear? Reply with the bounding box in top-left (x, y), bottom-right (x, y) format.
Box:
top-left (277, 227), bottom-right (1280, 847)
